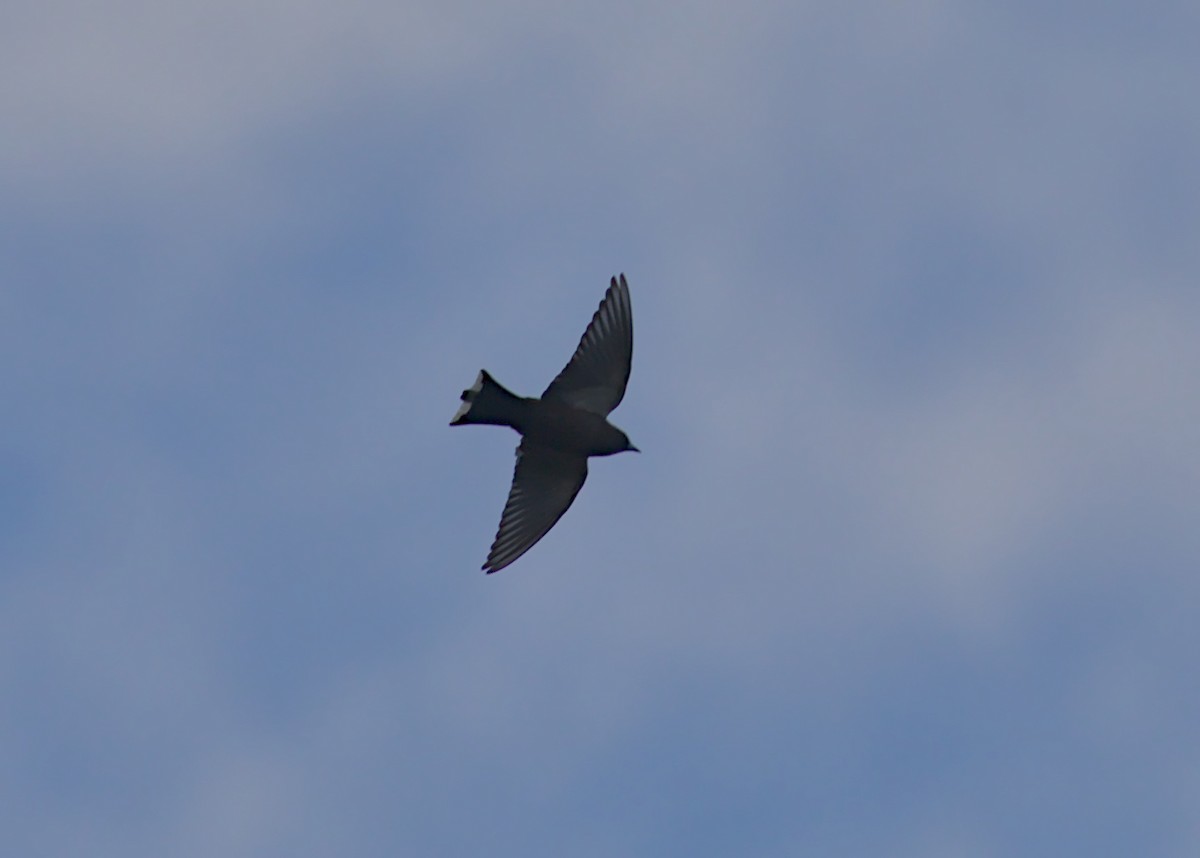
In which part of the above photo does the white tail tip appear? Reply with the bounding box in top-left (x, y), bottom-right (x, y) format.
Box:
top-left (450, 370), bottom-right (486, 424)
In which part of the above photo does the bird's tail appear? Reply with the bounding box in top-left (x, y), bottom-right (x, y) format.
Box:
top-left (450, 370), bottom-right (525, 427)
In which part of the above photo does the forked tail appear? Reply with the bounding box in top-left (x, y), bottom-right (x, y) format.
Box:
top-left (449, 370), bottom-right (525, 427)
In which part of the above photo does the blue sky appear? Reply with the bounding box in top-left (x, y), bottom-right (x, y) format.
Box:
top-left (3, 2), bottom-right (1199, 855)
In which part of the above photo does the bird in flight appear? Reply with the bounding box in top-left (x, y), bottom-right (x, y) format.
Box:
top-left (450, 274), bottom-right (638, 573)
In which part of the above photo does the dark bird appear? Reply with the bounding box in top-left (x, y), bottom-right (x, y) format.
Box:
top-left (450, 274), bottom-right (638, 573)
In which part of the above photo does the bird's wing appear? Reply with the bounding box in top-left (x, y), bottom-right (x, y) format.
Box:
top-left (541, 274), bottom-right (633, 416)
top-left (483, 440), bottom-right (589, 573)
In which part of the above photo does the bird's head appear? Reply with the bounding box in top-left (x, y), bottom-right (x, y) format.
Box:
top-left (594, 424), bottom-right (639, 456)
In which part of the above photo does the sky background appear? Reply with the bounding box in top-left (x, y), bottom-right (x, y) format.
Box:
top-left (3, 2), bottom-right (1199, 856)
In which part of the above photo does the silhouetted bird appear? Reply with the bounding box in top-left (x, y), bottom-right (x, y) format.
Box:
top-left (450, 274), bottom-right (638, 573)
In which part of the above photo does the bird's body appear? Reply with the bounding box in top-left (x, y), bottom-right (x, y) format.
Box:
top-left (450, 274), bottom-right (637, 573)
top-left (521, 399), bottom-right (633, 456)
top-left (452, 374), bottom-right (631, 455)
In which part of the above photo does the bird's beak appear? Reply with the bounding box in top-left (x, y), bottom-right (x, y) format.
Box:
top-left (629, 444), bottom-right (640, 453)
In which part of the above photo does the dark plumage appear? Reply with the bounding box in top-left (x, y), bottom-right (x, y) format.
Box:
top-left (450, 274), bottom-right (638, 573)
